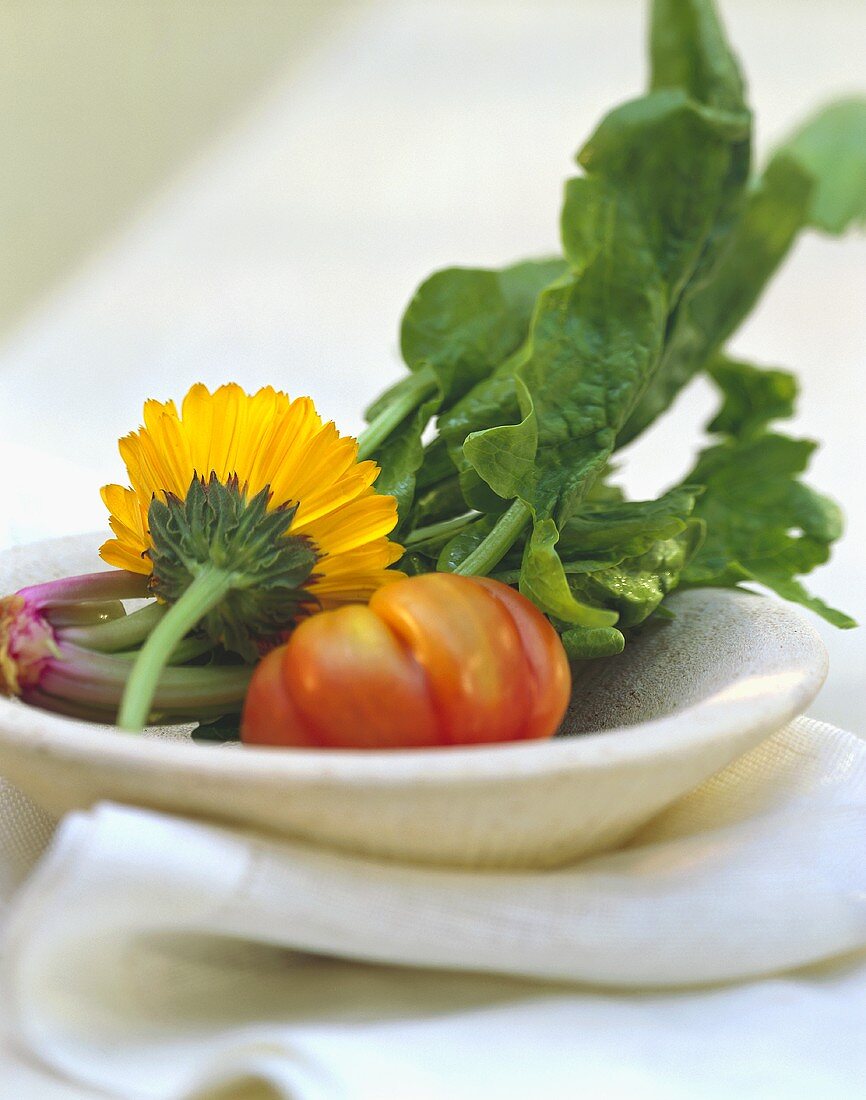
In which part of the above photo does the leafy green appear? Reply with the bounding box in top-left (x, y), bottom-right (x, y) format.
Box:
top-left (567, 520), bottom-right (705, 628)
top-left (783, 98), bottom-right (866, 233)
top-left (650, 0), bottom-right (745, 110)
top-left (620, 98), bottom-right (866, 444)
top-left (558, 487), bottom-right (701, 563)
top-left (519, 490), bottom-right (704, 657)
top-left (355, 0), bottom-right (861, 653)
top-left (368, 391), bottom-right (440, 533)
top-left (400, 267), bottom-right (527, 405)
top-left (192, 715), bottom-right (241, 743)
top-left (682, 433), bottom-right (853, 628)
top-left (706, 355), bottom-right (798, 440)
top-left (560, 626), bottom-right (626, 661)
top-left (680, 358), bottom-right (854, 628)
top-left (457, 15), bottom-right (748, 619)
top-left (365, 259), bottom-right (567, 525)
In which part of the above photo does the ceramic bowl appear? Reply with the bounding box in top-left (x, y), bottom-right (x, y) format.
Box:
top-left (0, 533), bottom-right (827, 868)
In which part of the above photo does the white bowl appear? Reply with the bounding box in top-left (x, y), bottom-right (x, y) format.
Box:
top-left (0, 533), bottom-right (827, 868)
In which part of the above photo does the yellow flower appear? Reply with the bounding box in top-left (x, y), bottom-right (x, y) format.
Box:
top-left (100, 383), bottom-right (403, 609)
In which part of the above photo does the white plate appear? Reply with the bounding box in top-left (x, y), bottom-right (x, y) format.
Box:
top-left (0, 533), bottom-right (827, 868)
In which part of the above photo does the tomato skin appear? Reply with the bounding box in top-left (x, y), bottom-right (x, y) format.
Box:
top-left (468, 577), bottom-right (572, 740)
top-left (241, 574), bottom-right (571, 749)
top-left (240, 645), bottom-right (320, 748)
top-left (369, 574), bottom-right (531, 744)
top-left (282, 605), bottom-right (441, 749)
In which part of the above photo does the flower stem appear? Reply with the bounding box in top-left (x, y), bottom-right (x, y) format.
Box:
top-left (118, 568), bottom-right (236, 731)
top-left (44, 600), bottom-right (127, 628)
top-left (20, 570), bottom-right (150, 608)
top-left (356, 368), bottom-right (437, 460)
top-left (403, 512), bottom-right (479, 549)
top-left (112, 636), bottom-right (213, 665)
top-left (26, 687), bottom-right (244, 725)
top-left (451, 499), bottom-right (531, 577)
top-left (42, 652), bottom-right (251, 710)
top-left (62, 601), bottom-right (166, 652)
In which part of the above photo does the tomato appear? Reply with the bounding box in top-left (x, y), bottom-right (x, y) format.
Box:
top-left (241, 573), bottom-right (571, 749)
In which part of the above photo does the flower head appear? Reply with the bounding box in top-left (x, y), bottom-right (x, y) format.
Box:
top-left (100, 383), bottom-right (404, 613)
top-left (95, 384), bottom-right (406, 729)
top-left (0, 594), bottom-right (59, 697)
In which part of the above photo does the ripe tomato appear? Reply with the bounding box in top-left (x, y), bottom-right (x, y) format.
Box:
top-left (241, 573), bottom-right (571, 749)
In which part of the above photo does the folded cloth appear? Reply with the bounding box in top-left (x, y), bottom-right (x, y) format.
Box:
top-left (1, 716), bottom-right (865, 1100)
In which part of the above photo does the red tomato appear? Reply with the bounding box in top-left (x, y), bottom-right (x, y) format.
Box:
top-left (241, 573), bottom-right (571, 749)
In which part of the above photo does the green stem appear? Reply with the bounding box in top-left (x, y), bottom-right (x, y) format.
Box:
top-left (44, 600), bottom-right (127, 629)
top-left (112, 636), bottom-right (213, 665)
top-left (118, 568), bottom-right (236, 731)
top-left (45, 641), bottom-right (251, 710)
top-left (403, 512), bottom-right (479, 549)
top-left (451, 499), bottom-right (531, 577)
top-left (28, 688), bottom-right (244, 726)
top-left (42, 660), bottom-right (251, 709)
top-left (22, 570), bottom-right (150, 607)
top-left (356, 367), bottom-right (437, 460)
top-left (62, 601), bottom-right (167, 652)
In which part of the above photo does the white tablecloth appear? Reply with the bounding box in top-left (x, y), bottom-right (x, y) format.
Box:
top-left (1, 2), bottom-right (865, 1095)
top-left (0, 716), bottom-right (864, 1100)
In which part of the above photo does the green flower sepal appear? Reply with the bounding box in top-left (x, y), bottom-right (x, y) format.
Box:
top-left (119, 473), bottom-right (320, 731)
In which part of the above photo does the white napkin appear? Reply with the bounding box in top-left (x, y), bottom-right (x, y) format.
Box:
top-left (1, 715), bottom-right (865, 1099)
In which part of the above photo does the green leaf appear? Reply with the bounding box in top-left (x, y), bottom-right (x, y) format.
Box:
top-left (437, 514), bottom-right (499, 574)
top-left (410, 475), bottom-right (471, 529)
top-left (567, 519), bottom-right (705, 628)
top-left (462, 376), bottom-right (538, 503)
top-left (454, 1), bottom-right (750, 615)
top-left (400, 259), bottom-right (567, 409)
top-left (365, 258), bottom-right (569, 526)
top-left (682, 433), bottom-right (855, 627)
top-left (192, 716), bottom-right (241, 743)
top-left (576, 89), bottom-right (749, 298)
top-left (782, 98), bottom-right (866, 234)
top-left (560, 626), bottom-right (626, 661)
top-left (544, 489), bottom-right (704, 629)
top-left (621, 98), bottom-right (866, 445)
top-left (438, 371), bottom-right (526, 513)
top-left (706, 356), bottom-right (798, 439)
top-left (364, 372), bottom-right (425, 424)
top-left (366, 0), bottom-right (857, 645)
top-left (400, 268), bottom-right (521, 402)
top-left (650, 0), bottom-right (747, 113)
top-left (367, 392), bottom-right (440, 530)
top-left (519, 520), bottom-right (619, 628)
top-left (558, 486), bottom-right (700, 561)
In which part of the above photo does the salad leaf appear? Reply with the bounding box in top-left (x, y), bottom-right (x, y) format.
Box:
top-left (784, 98), bottom-right (866, 234)
top-left (364, 259), bottom-right (567, 525)
top-left (650, 0), bottom-right (745, 109)
top-left (706, 355), bottom-right (798, 440)
top-left (356, 0), bottom-right (861, 652)
top-left (557, 486), bottom-right (701, 563)
top-left (682, 433), bottom-right (854, 628)
top-left (568, 520), bottom-right (704, 628)
top-left (680, 358), bottom-right (854, 628)
top-left (620, 98), bottom-right (866, 444)
top-left (560, 626), bottom-right (626, 661)
top-left (457, 5), bottom-right (749, 618)
top-left (370, 390), bottom-right (441, 532)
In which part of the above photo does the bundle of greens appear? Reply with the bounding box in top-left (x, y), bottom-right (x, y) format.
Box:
top-left (356, 0), bottom-right (864, 658)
